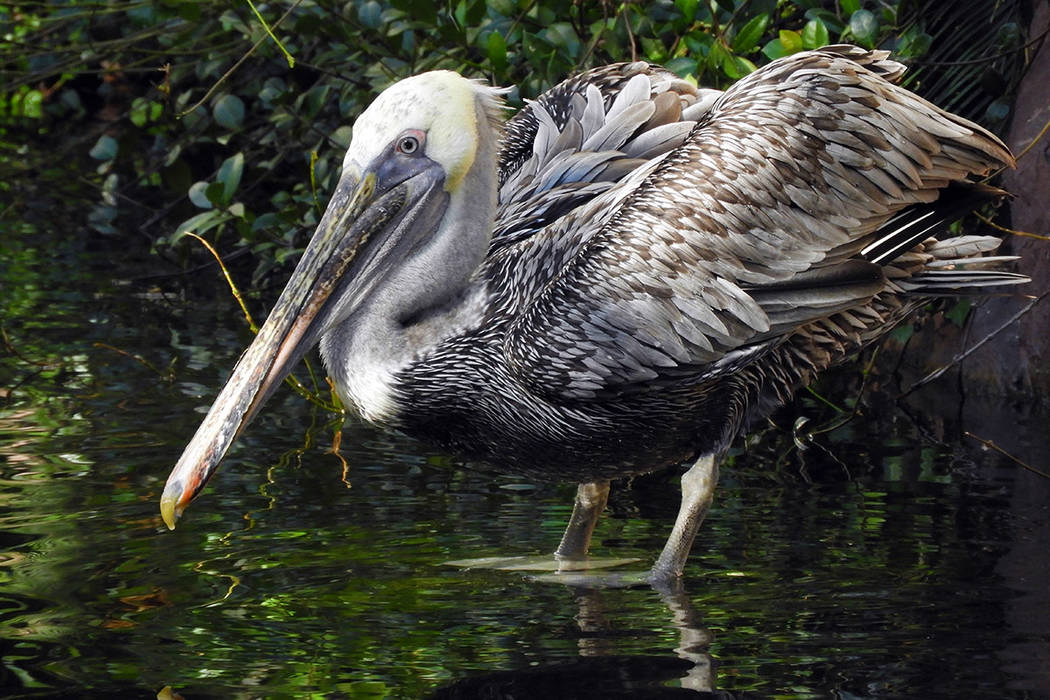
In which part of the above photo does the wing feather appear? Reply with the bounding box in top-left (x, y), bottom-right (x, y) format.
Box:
top-left (494, 47), bottom-right (1013, 401)
top-left (493, 61), bottom-right (704, 251)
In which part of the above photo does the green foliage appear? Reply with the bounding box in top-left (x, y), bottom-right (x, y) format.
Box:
top-left (0, 0), bottom-right (1024, 286)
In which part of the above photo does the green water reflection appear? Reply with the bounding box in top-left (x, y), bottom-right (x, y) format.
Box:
top-left (1, 227), bottom-right (1048, 698)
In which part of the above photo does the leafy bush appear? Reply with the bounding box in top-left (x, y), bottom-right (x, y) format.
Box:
top-left (0, 0), bottom-right (1026, 285)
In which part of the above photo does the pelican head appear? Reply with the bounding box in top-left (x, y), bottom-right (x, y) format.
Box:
top-left (160, 71), bottom-right (506, 528)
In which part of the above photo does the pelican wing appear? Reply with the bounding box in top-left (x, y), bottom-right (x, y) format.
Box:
top-left (492, 62), bottom-right (717, 251)
top-left (499, 46), bottom-right (1013, 400)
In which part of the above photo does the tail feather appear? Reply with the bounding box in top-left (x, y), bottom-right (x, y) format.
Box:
top-left (862, 181), bottom-right (1009, 264)
top-left (927, 254), bottom-right (1020, 269)
top-left (897, 233), bottom-right (1030, 294)
top-left (923, 235), bottom-right (1004, 258)
top-left (900, 269), bottom-right (1030, 293)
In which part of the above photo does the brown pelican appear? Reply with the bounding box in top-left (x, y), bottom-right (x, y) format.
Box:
top-left (160, 45), bottom-right (1025, 583)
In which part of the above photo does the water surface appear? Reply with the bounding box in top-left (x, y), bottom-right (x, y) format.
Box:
top-left (1, 224), bottom-right (1048, 698)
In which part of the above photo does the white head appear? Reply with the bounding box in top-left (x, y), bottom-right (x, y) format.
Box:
top-left (344, 70), bottom-right (507, 193)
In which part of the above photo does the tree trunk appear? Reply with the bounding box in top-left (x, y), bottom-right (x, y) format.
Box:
top-left (963, 1), bottom-right (1050, 398)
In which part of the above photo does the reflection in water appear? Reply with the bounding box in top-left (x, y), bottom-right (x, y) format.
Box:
top-left (657, 584), bottom-right (716, 693)
top-left (428, 656), bottom-right (717, 699)
top-left (429, 583), bottom-right (721, 699)
top-left (1, 230), bottom-right (1049, 697)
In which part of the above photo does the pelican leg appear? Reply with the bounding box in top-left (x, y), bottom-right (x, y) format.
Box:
top-left (554, 480), bottom-right (611, 561)
top-left (447, 479), bottom-right (634, 576)
top-left (649, 454), bottom-right (719, 584)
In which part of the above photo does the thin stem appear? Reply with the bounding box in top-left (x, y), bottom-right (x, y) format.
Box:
top-left (245, 0), bottom-right (296, 67)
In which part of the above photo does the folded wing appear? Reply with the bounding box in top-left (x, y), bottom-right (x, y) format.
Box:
top-left (496, 46), bottom-right (1014, 401)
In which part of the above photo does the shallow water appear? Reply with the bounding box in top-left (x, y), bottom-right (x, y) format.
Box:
top-left (1, 225), bottom-right (1048, 698)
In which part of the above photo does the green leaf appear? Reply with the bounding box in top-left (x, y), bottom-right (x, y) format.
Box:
top-left (641, 37), bottom-right (666, 63)
top-left (89, 134), bottom-right (118, 161)
top-left (462, 0), bottom-right (485, 26)
top-left (205, 181), bottom-right (225, 206)
top-left (130, 97), bottom-right (150, 127)
top-left (762, 38), bottom-right (788, 60)
top-left (997, 22), bottom-right (1021, 48)
top-left (217, 152), bottom-right (244, 205)
top-left (779, 29), bottom-right (803, 54)
top-left (848, 10), bottom-right (878, 47)
top-left (88, 204), bottom-right (118, 235)
top-left (721, 52), bottom-right (741, 80)
top-left (304, 84), bottom-right (330, 119)
top-left (21, 89), bottom-right (44, 119)
top-left (330, 125), bottom-right (353, 149)
top-left (732, 14), bottom-right (769, 53)
top-left (252, 212), bottom-right (280, 232)
top-left (984, 99), bottom-right (1010, 123)
top-left (839, 0), bottom-right (860, 15)
top-left (724, 55), bottom-right (757, 79)
top-left (213, 94), bottom-right (245, 129)
top-left (177, 2), bottom-right (201, 21)
top-left (675, 0), bottom-right (699, 22)
top-left (890, 323), bottom-right (914, 344)
top-left (486, 31), bottom-right (507, 73)
top-left (664, 56), bottom-right (698, 78)
top-left (358, 1), bottom-right (382, 29)
top-left (900, 30), bottom-right (931, 57)
top-left (801, 18), bottom-right (829, 49)
top-left (175, 210), bottom-right (225, 238)
top-left (392, 0), bottom-right (437, 24)
top-left (684, 31), bottom-right (713, 56)
top-left (275, 246), bottom-right (304, 264)
top-left (708, 41), bottom-right (730, 71)
top-left (945, 299), bottom-right (972, 327)
top-left (806, 8), bottom-right (845, 35)
top-left (488, 0), bottom-right (514, 15)
top-left (188, 181), bottom-right (213, 209)
top-left (543, 22), bottom-right (579, 53)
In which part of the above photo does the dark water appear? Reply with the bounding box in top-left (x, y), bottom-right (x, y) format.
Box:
top-left (2, 225), bottom-right (1048, 699)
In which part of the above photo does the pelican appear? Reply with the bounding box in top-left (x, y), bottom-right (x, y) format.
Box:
top-left (160, 45), bottom-right (1025, 583)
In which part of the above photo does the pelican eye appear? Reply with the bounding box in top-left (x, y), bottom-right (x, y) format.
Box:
top-left (396, 133), bottom-right (423, 155)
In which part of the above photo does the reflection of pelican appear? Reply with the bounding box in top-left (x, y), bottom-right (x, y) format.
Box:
top-left (425, 584), bottom-right (719, 698)
top-left (160, 45), bottom-right (1024, 583)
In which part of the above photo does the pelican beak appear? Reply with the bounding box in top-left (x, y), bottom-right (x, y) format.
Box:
top-left (160, 159), bottom-right (446, 530)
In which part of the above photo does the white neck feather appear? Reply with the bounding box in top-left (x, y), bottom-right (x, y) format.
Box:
top-left (320, 96), bottom-right (501, 424)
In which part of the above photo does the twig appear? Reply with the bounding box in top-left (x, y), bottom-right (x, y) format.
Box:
top-left (800, 348), bottom-right (880, 439)
top-left (623, 5), bottom-right (637, 62)
top-left (902, 289), bottom-right (1050, 394)
top-left (329, 427), bottom-right (353, 488)
top-left (975, 212), bottom-right (1050, 242)
top-left (94, 342), bottom-right (174, 381)
top-left (124, 247), bottom-right (251, 283)
top-left (179, 231), bottom-right (342, 413)
top-left (964, 431), bottom-right (1050, 479)
top-left (907, 25), bottom-right (1050, 68)
top-left (178, 0), bottom-right (302, 117)
top-left (245, 0), bottom-right (296, 67)
top-left (1, 325), bottom-right (53, 367)
top-left (1012, 109), bottom-right (1050, 163)
top-left (309, 150), bottom-right (322, 215)
top-left (182, 232), bottom-right (258, 332)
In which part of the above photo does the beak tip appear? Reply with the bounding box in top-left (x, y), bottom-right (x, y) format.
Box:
top-left (159, 480), bottom-right (185, 531)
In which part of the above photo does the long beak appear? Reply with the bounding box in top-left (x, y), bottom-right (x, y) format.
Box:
top-left (159, 171), bottom-right (399, 529)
